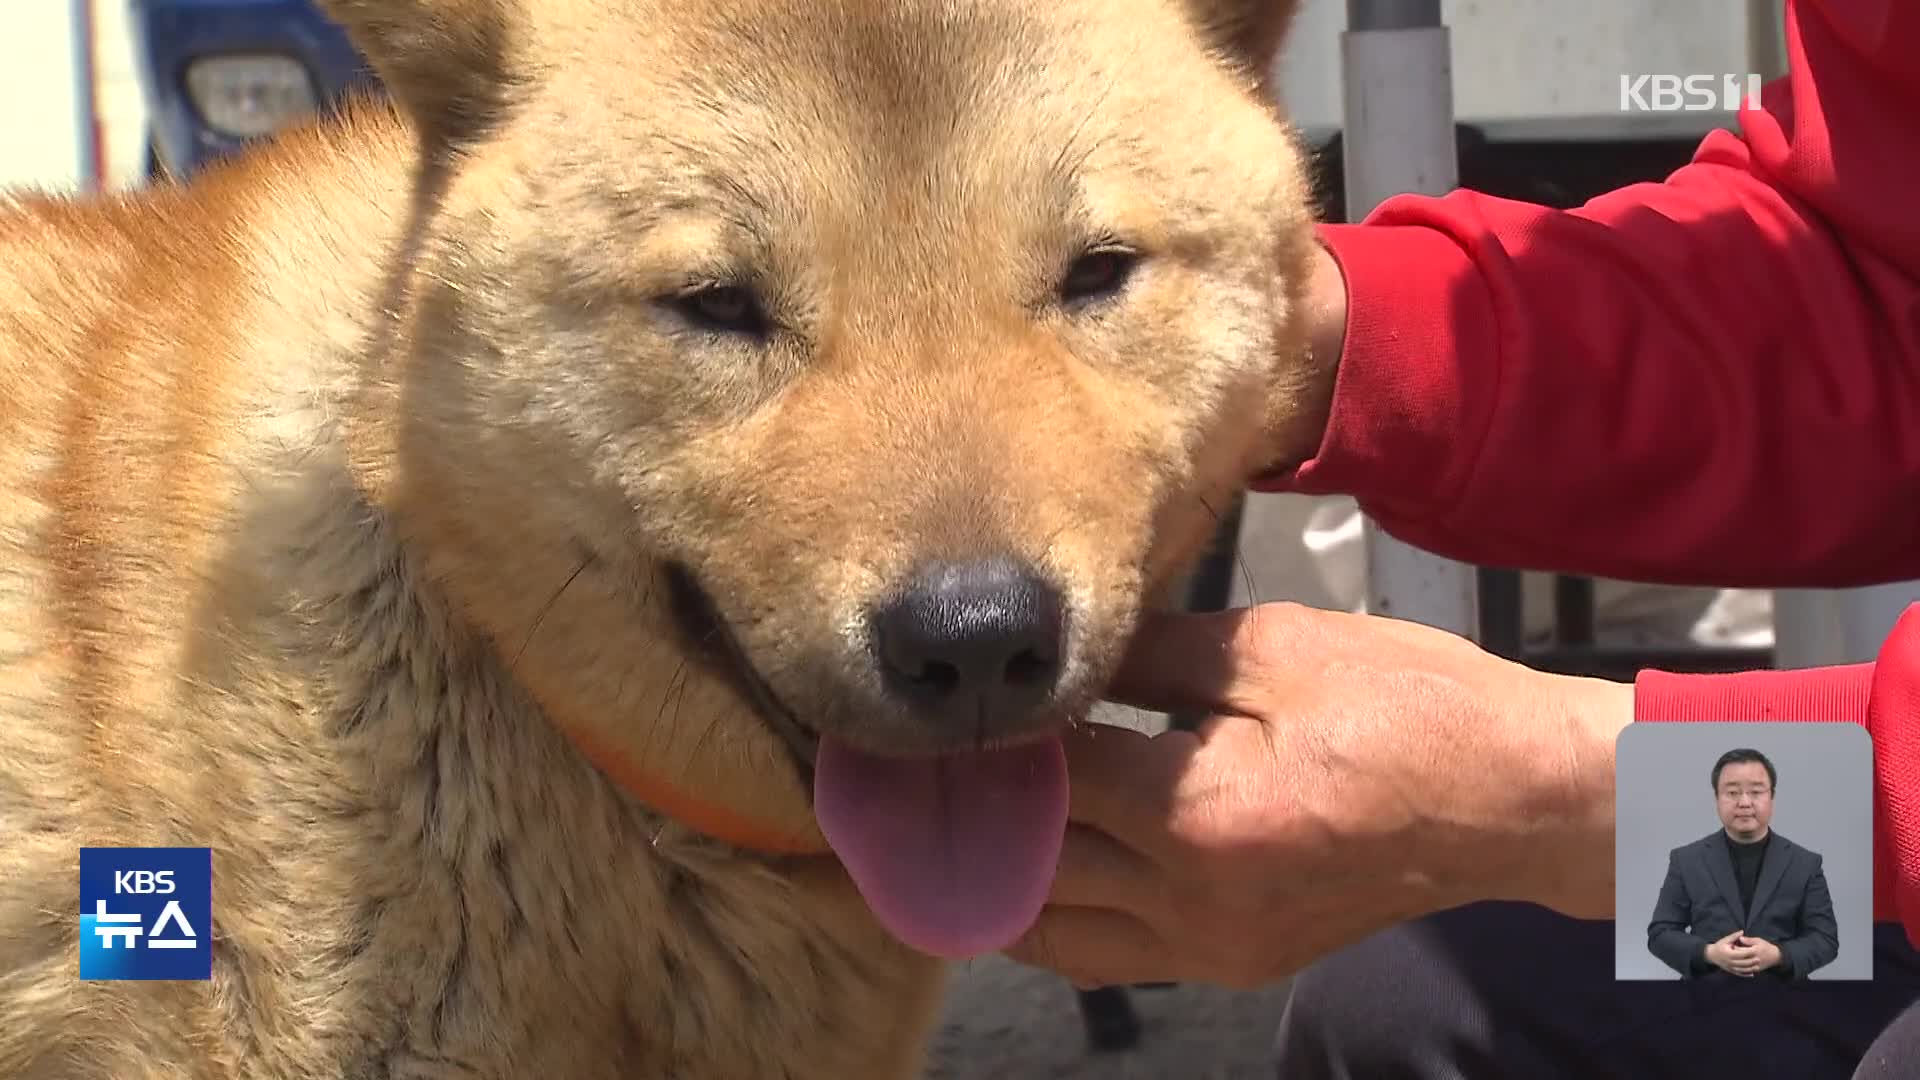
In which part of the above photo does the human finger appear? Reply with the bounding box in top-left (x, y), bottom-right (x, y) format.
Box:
top-left (1057, 720), bottom-right (1195, 848)
top-left (1003, 906), bottom-right (1172, 989)
top-left (1100, 607), bottom-right (1263, 715)
top-left (1044, 822), bottom-right (1167, 915)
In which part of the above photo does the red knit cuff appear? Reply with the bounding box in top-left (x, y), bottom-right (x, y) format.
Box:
top-left (1247, 220), bottom-right (1495, 519)
top-left (1633, 664), bottom-right (1874, 724)
top-left (1634, 662), bottom-right (1897, 926)
top-left (1869, 606), bottom-right (1920, 946)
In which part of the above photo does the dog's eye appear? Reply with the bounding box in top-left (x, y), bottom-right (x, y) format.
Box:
top-left (1059, 248), bottom-right (1139, 306)
top-left (671, 284), bottom-right (770, 338)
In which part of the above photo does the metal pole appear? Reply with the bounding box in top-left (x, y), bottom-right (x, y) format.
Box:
top-left (1746, 0), bottom-right (1788, 82)
top-left (1348, 0), bottom-right (1443, 32)
top-left (69, 0), bottom-right (101, 190)
top-left (1341, 0), bottom-right (1479, 639)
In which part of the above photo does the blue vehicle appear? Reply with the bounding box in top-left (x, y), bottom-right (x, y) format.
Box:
top-left (128, 0), bottom-right (379, 179)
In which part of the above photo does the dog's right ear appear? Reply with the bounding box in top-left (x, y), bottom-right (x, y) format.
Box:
top-left (1181, 0), bottom-right (1302, 99)
top-left (317, 0), bottom-right (521, 146)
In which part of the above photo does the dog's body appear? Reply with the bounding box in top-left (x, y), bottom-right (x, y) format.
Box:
top-left (0, 1), bottom-right (1314, 1076)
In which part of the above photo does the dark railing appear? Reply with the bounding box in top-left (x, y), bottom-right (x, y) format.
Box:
top-left (1477, 569), bottom-right (1774, 679)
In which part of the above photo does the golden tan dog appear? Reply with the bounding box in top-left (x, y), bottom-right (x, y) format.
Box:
top-left (0, 0), bottom-right (1316, 1075)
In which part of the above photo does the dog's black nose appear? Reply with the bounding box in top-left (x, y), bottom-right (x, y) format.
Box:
top-left (873, 558), bottom-right (1065, 723)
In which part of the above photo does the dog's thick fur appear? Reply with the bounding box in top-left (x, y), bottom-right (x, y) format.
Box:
top-left (0, 0), bottom-right (1315, 1075)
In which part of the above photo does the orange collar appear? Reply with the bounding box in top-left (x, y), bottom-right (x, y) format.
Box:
top-left (557, 718), bottom-right (824, 856)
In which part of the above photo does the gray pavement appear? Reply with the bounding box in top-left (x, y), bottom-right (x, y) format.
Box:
top-left (927, 959), bottom-right (1290, 1080)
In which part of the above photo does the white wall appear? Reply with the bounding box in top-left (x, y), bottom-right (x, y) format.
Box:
top-left (98, 0), bottom-right (154, 189)
top-left (4, 3), bottom-right (1786, 196)
top-left (0, 1), bottom-right (149, 195)
top-left (1278, 0), bottom-right (1767, 130)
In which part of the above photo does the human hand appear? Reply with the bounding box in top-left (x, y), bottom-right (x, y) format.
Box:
top-left (1704, 929), bottom-right (1748, 975)
top-left (1264, 240), bottom-right (1347, 475)
top-left (1726, 934), bottom-right (1783, 976)
top-left (1004, 602), bottom-right (1633, 990)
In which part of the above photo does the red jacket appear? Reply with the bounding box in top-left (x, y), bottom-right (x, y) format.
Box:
top-left (1251, 0), bottom-right (1920, 944)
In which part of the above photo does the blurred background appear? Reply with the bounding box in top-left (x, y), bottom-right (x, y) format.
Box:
top-left (4, 0), bottom-right (1817, 665)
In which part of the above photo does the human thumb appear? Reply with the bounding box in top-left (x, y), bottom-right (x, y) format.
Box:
top-left (1100, 608), bottom-right (1255, 714)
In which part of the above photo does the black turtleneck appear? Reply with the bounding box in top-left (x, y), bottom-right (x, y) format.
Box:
top-left (1726, 829), bottom-right (1771, 915)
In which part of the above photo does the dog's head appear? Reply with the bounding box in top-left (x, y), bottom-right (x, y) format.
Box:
top-left (329, 0), bottom-right (1313, 957)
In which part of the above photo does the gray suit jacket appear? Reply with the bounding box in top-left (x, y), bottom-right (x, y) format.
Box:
top-left (1646, 830), bottom-right (1838, 981)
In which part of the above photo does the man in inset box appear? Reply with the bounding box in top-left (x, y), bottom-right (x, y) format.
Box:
top-left (1647, 748), bottom-right (1839, 981)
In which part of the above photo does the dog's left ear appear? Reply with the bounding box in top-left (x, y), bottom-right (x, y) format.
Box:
top-left (1181, 0), bottom-right (1302, 98)
top-left (317, 0), bottom-right (523, 147)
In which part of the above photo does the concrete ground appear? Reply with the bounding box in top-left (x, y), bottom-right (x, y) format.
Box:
top-left (927, 960), bottom-right (1290, 1080)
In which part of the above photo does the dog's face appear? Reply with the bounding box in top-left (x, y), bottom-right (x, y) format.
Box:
top-left (331, 0), bottom-right (1313, 957)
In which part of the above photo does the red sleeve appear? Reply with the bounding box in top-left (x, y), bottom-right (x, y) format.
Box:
top-left (1634, 605), bottom-right (1920, 945)
top-left (1244, 0), bottom-right (1920, 943)
top-left (1254, 0), bottom-right (1920, 589)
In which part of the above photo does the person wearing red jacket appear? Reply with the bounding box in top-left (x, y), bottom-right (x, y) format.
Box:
top-left (1007, 0), bottom-right (1920, 1076)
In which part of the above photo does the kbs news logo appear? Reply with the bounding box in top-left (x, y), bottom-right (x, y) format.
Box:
top-left (78, 847), bottom-right (212, 981)
top-left (1619, 73), bottom-right (1764, 113)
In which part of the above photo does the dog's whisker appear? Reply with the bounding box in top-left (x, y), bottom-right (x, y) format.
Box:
top-left (1197, 493), bottom-right (1266, 609)
top-left (1235, 546), bottom-right (1265, 608)
top-left (511, 552), bottom-right (594, 672)
top-left (1196, 490), bottom-right (1265, 626)
top-left (684, 710), bottom-right (727, 776)
top-left (668, 662), bottom-right (692, 741)
top-left (643, 660), bottom-right (691, 768)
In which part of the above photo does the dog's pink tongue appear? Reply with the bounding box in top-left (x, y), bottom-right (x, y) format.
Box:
top-left (814, 736), bottom-right (1067, 959)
